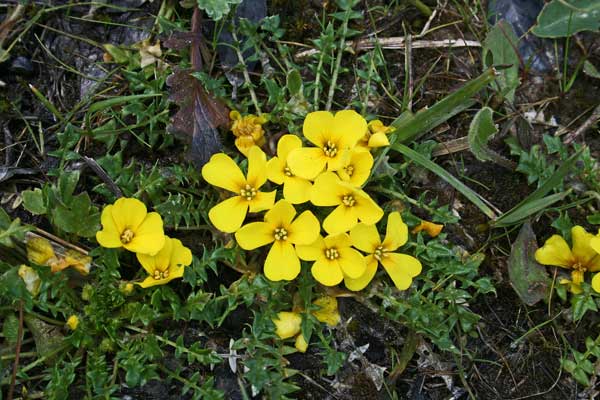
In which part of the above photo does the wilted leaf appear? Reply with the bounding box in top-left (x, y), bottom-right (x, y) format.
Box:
top-left (508, 221), bottom-right (550, 305)
top-left (23, 314), bottom-right (65, 362)
top-left (483, 20), bottom-right (520, 102)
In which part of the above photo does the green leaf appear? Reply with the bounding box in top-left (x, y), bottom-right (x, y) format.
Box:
top-left (3, 313), bottom-right (20, 344)
top-left (583, 60), bottom-right (600, 79)
top-left (22, 188), bottom-right (47, 215)
top-left (532, 0), bottom-right (600, 38)
top-left (103, 44), bottom-right (132, 64)
top-left (571, 290), bottom-right (597, 321)
top-left (51, 193), bottom-right (100, 237)
top-left (58, 170), bottom-right (80, 201)
top-left (482, 20), bottom-right (520, 102)
top-left (507, 221), bottom-right (550, 306)
top-left (468, 107), bottom-right (501, 162)
top-left (0, 209), bottom-right (29, 248)
top-left (491, 148), bottom-right (583, 227)
top-left (391, 68), bottom-right (496, 143)
top-left (286, 69), bottom-right (303, 95)
top-left (196, 0), bottom-right (242, 20)
top-left (390, 143), bottom-right (497, 219)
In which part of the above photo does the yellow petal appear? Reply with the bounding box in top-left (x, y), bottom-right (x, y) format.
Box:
top-left (310, 172), bottom-right (344, 206)
top-left (26, 237), bottom-right (57, 265)
top-left (111, 197), bottom-right (148, 233)
top-left (248, 190), bottom-right (276, 213)
top-left (208, 196), bottom-right (248, 233)
top-left (137, 237), bottom-right (171, 275)
top-left (138, 275), bottom-right (172, 288)
top-left (287, 147), bottom-right (327, 180)
top-left (380, 253), bottom-right (422, 290)
top-left (590, 236), bottom-right (600, 254)
top-left (331, 110), bottom-right (367, 149)
top-left (246, 146), bottom-right (268, 189)
top-left (202, 153), bottom-right (246, 193)
top-left (235, 222), bottom-right (275, 250)
top-left (288, 210), bottom-right (320, 245)
top-left (235, 136), bottom-right (256, 157)
top-left (264, 241), bottom-right (301, 281)
top-left (296, 236), bottom-right (325, 261)
top-left (303, 111), bottom-right (334, 147)
top-left (349, 223), bottom-right (381, 253)
top-left (323, 205), bottom-right (358, 235)
top-left (264, 200), bottom-right (296, 228)
top-left (592, 273), bottom-right (600, 293)
top-left (266, 157), bottom-right (285, 184)
top-left (338, 247), bottom-right (366, 278)
top-left (354, 190), bottom-right (384, 225)
top-left (295, 334), bottom-right (308, 352)
top-left (325, 149), bottom-right (351, 173)
top-left (278, 134), bottom-right (302, 160)
top-left (312, 296), bottom-right (341, 326)
top-left (169, 238), bottom-right (193, 268)
top-left (283, 176), bottom-right (312, 204)
top-left (124, 212), bottom-right (165, 255)
top-left (311, 258), bottom-right (343, 286)
top-left (382, 212), bottom-right (408, 251)
top-left (571, 226), bottom-right (597, 267)
top-left (96, 205), bottom-right (122, 248)
top-left (534, 235), bottom-right (575, 268)
top-left (324, 232), bottom-right (352, 249)
top-left (411, 220), bottom-right (443, 237)
top-left (273, 311), bottom-right (301, 339)
top-left (344, 256), bottom-right (378, 291)
top-left (367, 132), bottom-right (390, 148)
top-left (339, 150), bottom-right (373, 187)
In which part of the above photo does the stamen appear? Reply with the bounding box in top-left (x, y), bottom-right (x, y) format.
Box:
top-left (324, 248), bottom-right (340, 260)
top-left (344, 165), bottom-right (354, 177)
top-left (323, 140), bottom-right (338, 158)
top-left (284, 166), bottom-right (294, 177)
top-left (373, 245), bottom-right (386, 261)
top-left (274, 227), bottom-right (288, 241)
top-left (240, 184), bottom-right (257, 201)
top-left (153, 269), bottom-right (169, 280)
top-left (120, 229), bottom-right (134, 244)
top-left (341, 195), bottom-right (356, 207)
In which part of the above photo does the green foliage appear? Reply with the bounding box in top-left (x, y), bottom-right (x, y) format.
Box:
top-left (483, 21), bottom-right (520, 102)
top-left (533, 0), bottom-right (600, 38)
top-left (563, 334), bottom-right (600, 386)
top-left (196, 0), bottom-right (242, 20)
top-left (468, 107), bottom-right (502, 163)
top-left (0, 208), bottom-right (29, 247)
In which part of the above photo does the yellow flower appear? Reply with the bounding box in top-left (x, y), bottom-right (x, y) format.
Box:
top-left (230, 110), bottom-right (267, 156)
top-left (347, 212), bottom-right (422, 291)
top-left (297, 233), bottom-right (366, 286)
top-left (312, 296), bottom-right (340, 326)
top-left (357, 119), bottom-right (393, 151)
top-left (96, 198), bottom-right (165, 255)
top-left (202, 146), bottom-right (276, 233)
top-left (310, 172), bottom-right (383, 235)
top-left (287, 110), bottom-right (367, 179)
top-left (67, 315), bottom-right (79, 330)
top-left (18, 265), bottom-right (41, 297)
top-left (412, 220), bottom-right (444, 237)
top-left (136, 236), bottom-right (192, 288)
top-left (26, 236), bottom-right (91, 275)
top-left (235, 200), bottom-right (319, 281)
top-left (337, 149), bottom-right (373, 187)
top-left (535, 226), bottom-right (600, 294)
top-left (266, 134), bottom-right (312, 204)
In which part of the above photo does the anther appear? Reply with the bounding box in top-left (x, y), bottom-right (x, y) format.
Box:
top-left (120, 229), bottom-right (134, 244)
top-left (324, 248), bottom-right (340, 260)
top-left (341, 195), bottom-right (356, 207)
top-left (274, 227), bottom-right (288, 241)
top-left (284, 166), bottom-right (294, 177)
top-left (374, 245), bottom-right (386, 261)
top-left (323, 140), bottom-right (338, 158)
top-left (240, 184), bottom-right (257, 201)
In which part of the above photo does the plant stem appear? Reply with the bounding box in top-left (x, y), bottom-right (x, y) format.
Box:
top-left (325, 9), bottom-right (351, 111)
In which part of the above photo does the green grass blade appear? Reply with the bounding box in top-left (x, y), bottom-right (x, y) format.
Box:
top-left (390, 143), bottom-right (497, 219)
top-left (491, 148), bottom-right (583, 227)
top-left (85, 93), bottom-right (162, 131)
top-left (390, 68), bottom-right (497, 143)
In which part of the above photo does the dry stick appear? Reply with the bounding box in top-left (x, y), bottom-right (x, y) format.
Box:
top-left (82, 156), bottom-right (123, 198)
top-left (295, 38), bottom-right (481, 59)
top-left (7, 300), bottom-right (24, 400)
top-left (563, 104), bottom-right (600, 144)
top-left (404, 28), bottom-right (413, 111)
top-left (31, 229), bottom-right (89, 255)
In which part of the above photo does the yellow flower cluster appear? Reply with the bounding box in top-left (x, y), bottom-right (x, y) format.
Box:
top-left (230, 110), bottom-right (267, 156)
top-left (202, 110), bottom-right (421, 291)
top-left (536, 226), bottom-right (600, 294)
top-left (95, 198), bottom-right (192, 288)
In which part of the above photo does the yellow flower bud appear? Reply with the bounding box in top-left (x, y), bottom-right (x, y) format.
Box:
top-left (120, 282), bottom-right (134, 295)
top-left (272, 311), bottom-right (301, 339)
top-left (295, 334), bottom-right (308, 353)
top-left (412, 220), bottom-right (444, 237)
top-left (66, 315), bottom-right (79, 330)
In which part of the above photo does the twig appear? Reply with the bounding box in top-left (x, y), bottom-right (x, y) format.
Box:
top-left (7, 300), bottom-right (24, 400)
top-left (563, 104), bottom-right (600, 144)
top-left (82, 156), bottom-right (123, 198)
top-left (404, 27), bottom-right (413, 111)
top-left (295, 38), bottom-right (480, 59)
top-left (0, 3), bottom-right (25, 48)
top-left (30, 230), bottom-right (89, 255)
top-left (3, 124), bottom-right (13, 165)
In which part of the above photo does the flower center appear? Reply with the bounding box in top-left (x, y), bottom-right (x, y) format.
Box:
top-left (344, 165), bottom-right (354, 177)
top-left (572, 263), bottom-right (587, 284)
top-left (274, 227), bottom-right (288, 241)
top-left (120, 229), bottom-right (134, 244)
top-left (323, 140), bottom-right (338, 158)
top-left (373, 245), bottom-right (387, 261)
top-left (341, 195), bottom-right (356, 207)
top-left (284, 166), bottom-right (294, 177)
top-left (240, 184), bottom-right (257, 201)
top-left (324, 247), bottom-right (340, 260)
top-left (153, 269), bottom-right (169, 280)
